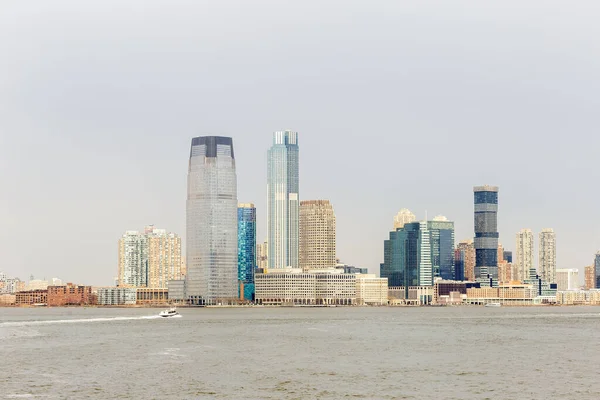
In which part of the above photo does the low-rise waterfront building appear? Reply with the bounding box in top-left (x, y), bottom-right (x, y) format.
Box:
top-left (255, 268), bottom-right (357, 305)
top-left (355, 274), bottom-right (388, 305)
top-left (388, 286), bottom-right (434, 305)
top-left (555, 290), bottom-right (600, 305)
top-left (97, 287), bottom-right (137, 305)
top-left (0, 294), bottom-right (16, 306)
top-left (15, 290), bottom-right (48, 306)
top-left (47, 284), bottom-right (95, 306)
top-left (136, 288), bottom-right (169, 305)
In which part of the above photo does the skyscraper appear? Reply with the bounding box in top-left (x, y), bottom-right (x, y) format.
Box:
top-left (118, 231), bottom-right (148, 287)
top-left (539, 228), bottom-right (556, 284)
top-left (428, 216), bottom-right (455, 280)
top-left (118, 226), bottom-right (181, 289)
top-left (473, 185), bottom-right (499, 279)
top-left (516, 229), bottom-right (535, 282)
top-left (393, 208), bottom-right (416, 230)
top-left (186, 136), bottom-right (238, 305)
top-left (299, 200), bottom-right (336, 269)
top-left (238, 203), bottom-right (256, 301)
top-left (456, 239), bottom-right (475, 281)
top-left (267, 130), bottom-right (299, 269)
top-left (382, 221), bottom-right (432, 287)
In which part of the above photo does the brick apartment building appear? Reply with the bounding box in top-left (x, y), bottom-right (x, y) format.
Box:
top-left (47, 284), bottom-right (96, 306)
top-left (15, 290), bottom-right (48, 306)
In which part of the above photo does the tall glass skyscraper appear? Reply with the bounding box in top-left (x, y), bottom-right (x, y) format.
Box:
top-left (238, 203), bottom-right (256, 301)
top-left (428, 216), bottom-right (455, 280)
top-left (267, 130), bottom-right (299, 269)
top-left (473, 185), bottom-right (499, 279)
top-left (381, 221), bottom-right (432, 288)
top-left (186, 136), bottom-right (238, 305)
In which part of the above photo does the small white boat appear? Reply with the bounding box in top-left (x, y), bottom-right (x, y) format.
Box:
top-left (159, 307), bottom-right (179, 317)
top-left (485, 302), bottom-right (501, 307)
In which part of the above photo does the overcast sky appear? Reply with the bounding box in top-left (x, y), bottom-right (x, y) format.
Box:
top-left (1, 1), bottom-right (599, 285)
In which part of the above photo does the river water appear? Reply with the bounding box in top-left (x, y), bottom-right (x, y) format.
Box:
top-left (1, 306), bottom-right (599, 399)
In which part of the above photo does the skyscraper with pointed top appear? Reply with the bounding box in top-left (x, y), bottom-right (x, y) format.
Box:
top-left (267, 130), bottom-right (299, 269)
top-left (186, 136), bottom-right (238, 305)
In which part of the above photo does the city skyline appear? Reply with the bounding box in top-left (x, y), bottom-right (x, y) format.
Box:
top-left (3, 2), bottom-right (600, 286)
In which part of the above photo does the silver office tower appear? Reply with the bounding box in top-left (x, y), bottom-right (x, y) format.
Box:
top-left (473, 185), bottom-right (499, 280)
top-left (186, 136), bottom-right (238, 305)
top-left (267, 131), bottom-right (299, 268)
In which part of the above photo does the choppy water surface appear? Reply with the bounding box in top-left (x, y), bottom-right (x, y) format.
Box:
top-left (1, 306), bottom-right (599, 399)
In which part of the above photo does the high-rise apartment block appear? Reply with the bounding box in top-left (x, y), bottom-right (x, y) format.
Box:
top-left (456, 239), bottom-right (475, 281)
top-left (186, 136), bottom-right (238, 305)
top-left (473, 185), bottom-right (499, 279)
top-left (516, 229), bottom-right (535, 282)
top-left (267, 130), bottom-right (299, 269)
top-left (539, 228), bottom-right (556, 284)
top-left (393, 208), bottom-right (416, 229)
top-left (146, 226), bottom-right (182, 288)
top-left (299, 200), bottom-right (336, 269)
top-left (118, 227), bottom-right (182, 289)
top-left (118, 231), bottom-right (148, 287)
top-left (238, 203), bottom-right (256, 300)
top-left (585, 265), bottom-right (595, 289)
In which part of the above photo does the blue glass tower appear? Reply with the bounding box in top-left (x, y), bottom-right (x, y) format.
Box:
top-left (267, 131), bottom-right (299, 269)
top-left (238, 203), bottom-right (256, 300)
top-left (428, 218), bottom-right (455, 280)
top-left (474, 185), bottom-right (499, 280)
top-left (381, 221), bottom-right (432, 288)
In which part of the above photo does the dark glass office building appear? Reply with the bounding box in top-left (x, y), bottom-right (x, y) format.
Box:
top-left (238, 203), bottom-right (256, 301)
top-left (473, 185), bottom-right (499, 280)
top-left (503, 250), bottom-right (513, 263)
top-left (428, 218), bottom-right (455, 280)
top-left (381, 222), bottom-right (432, 288)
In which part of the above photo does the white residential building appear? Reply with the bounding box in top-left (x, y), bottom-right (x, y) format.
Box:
top-left (539, 228), bottom-right (556, 284)
top-left (556, 269), bottom-right (579, 291)
top-left (97, 287), bottom-right (137, 305)
top-left (516, 229), bottom-right (535, 282)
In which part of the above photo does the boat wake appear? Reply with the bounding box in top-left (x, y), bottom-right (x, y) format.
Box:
top-left (0, 315), bottom-right (163, 327)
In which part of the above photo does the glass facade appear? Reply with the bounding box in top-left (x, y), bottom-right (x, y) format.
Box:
top-left (238, 204), bottom-right (256, 300)
top-left (186, 136), bottom-right (238, 305)
top-left (473, 186), bottom-right (499, 279)
top-left (267, 131), bottom-right (299, 268)
top-left (427, 220), bottom-right (455, 280)
top-left (381, 221), bottom-right (432, 288)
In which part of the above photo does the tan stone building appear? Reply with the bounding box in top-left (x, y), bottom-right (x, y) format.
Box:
top-left (299, 200), bottom-right (336, 269)
top-left (456, 240), bottom-right (475, 281)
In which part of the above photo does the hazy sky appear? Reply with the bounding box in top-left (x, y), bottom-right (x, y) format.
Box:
top-left (1, 1), bottom-right (600, 285)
